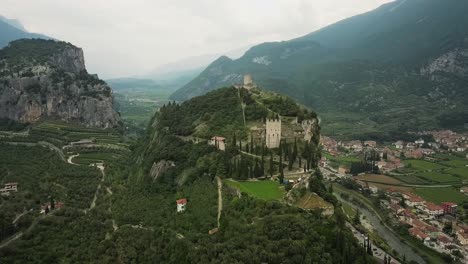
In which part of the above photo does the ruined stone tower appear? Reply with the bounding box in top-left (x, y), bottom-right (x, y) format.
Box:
top-left (243, 74), bottom-right (254, 90)
top-left (266, 118), bottom-right (281, 148)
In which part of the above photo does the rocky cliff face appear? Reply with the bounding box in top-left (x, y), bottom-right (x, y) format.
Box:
top-left (0, 39), bottom-right (120, 128)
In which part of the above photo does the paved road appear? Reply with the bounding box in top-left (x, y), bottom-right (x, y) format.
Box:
top-left (347, 223), bottom-right (400, 264)
top-left (335, 191), bottom-right (426, 264)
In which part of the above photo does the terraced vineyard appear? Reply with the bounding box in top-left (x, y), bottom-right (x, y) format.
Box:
top-left (0, 120), bottom-right (131, 166)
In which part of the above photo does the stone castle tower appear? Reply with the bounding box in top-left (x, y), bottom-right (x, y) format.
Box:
top-left (266, 118), bottom-right (281, 148)
top-left (243, 74), bottom-right (255, 90)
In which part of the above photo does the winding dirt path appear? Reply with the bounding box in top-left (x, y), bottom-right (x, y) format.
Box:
top-left (67, 154), bottom-right (79, 165)
top-left (88, 164), bottom-right (105, 212)
top-left (0, 232), bottom-right (23, 249)
top-left (216, 176), bottom-right (223, 228)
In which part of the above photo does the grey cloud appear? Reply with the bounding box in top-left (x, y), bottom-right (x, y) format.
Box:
top-left (1, 0), bottom-right (392, 78)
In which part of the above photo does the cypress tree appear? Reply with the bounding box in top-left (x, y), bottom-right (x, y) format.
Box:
top-left (250, 134), bottom-right (254, 153)
top-left (269, 151), bottom-right (274, 177)
top-left (232, 133), bottom-right (237, 149)
top-left (292, 137), bottom-right (298, 161)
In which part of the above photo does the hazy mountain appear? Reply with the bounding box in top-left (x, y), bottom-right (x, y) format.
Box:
top-left (0, 15), bottom-right (27, 31)
top-left (0, 15), bottom-right (50, 48)
top-left (173, 0), bottom-right (468, 138)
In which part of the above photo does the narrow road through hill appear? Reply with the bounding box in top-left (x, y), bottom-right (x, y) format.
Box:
top-left (67, 154), bottom-right (79, 165)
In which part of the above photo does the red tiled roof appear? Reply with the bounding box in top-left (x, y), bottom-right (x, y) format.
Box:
top-left (410, 228), bottom-right (428, 239)
top-left (438, 235), bottom-right (451, 244)
top-left (425, 202), bottom-right (443, 211)
top-left (442, 202), bottom-right (457, 207)
top-left (424, 225), bottom-right (439, 233)
top-left (176, 198), bottom-right (187, 204)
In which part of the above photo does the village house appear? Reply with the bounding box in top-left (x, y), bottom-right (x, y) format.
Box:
top-left (40, 201), bottom-right (64, 214)
top-left (209, 136), bottom-right (226, 151)
top-left (406, 142), bottom-right (416, 150)
top-left (405, 149), bottom-right (423, 159)
top-left (441, 202), bottom-right (457, 215)
top-left (457, 231), bottom-right (468, 246)
top-left (176, 198), bottom-right (187, 213)
top-left (461, 186), bottom-right (468, 195)
top-left (364, 140), bottom-right (377, 148)
top-left (403, 193), bottom-right (425, 207)
top-left (423, 202), bottom-right (444, 216)
top-left (394, 140), bottom-right (404, 149)
top-left (409, 227), bottom-right (429, 241)
top-left (369, 185), bottom-right (379, 194)
top-left (390, 204), bottom-right (404, 214)
top-left (338, 166), bottom-right (349, 175)
top-left (415, 138), bottom-right (425, 146)
top-left (438, 234), bottom-right (454, 248)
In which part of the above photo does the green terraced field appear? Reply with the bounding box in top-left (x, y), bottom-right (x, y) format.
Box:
top-left (404, 159), bottom-right (447, 171)
top-left (415, 171), bottom-right (462, 184)
top-left (224, 179), bottom-right (285, 200)
top-left (72, 152), bottom-right (122, 165)
top-left (445, 167), bottom-right (468, 178)
top-left (30, 121), bottom-right (127, 147)
top-left (414, 187), bottom-right (468, 205)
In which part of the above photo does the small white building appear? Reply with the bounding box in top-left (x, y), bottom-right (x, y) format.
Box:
top-left (0, 182), bottom-right (18, 195)
top-left (176, 198), bottom-right (187, 213)
top-left (210, 136), bottom-right (226, 151)
top-left (415, 138), bottom-right (425, 145)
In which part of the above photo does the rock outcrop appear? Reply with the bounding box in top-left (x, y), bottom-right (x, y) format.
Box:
top-left (0, 39), bottom-right (120, 128)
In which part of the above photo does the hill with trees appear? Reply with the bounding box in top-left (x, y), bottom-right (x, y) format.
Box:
top-left (0, 86), bottom-right (375, 263)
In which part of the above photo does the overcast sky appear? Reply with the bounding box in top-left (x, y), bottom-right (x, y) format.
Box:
top-left (2, 0), bottom-right (392, 78)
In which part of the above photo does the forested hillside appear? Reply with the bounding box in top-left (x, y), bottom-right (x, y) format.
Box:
top-left (173, 0), bottom-right (468, 139)
top-left (0, 87), bottom-right (374, 263)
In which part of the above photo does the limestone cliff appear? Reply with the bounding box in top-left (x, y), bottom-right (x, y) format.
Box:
top-left (0, 39), bottom-right (120, 128)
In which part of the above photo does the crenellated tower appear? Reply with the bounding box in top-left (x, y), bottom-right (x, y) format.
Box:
top-left (265, 118), bottom-right (281, 148)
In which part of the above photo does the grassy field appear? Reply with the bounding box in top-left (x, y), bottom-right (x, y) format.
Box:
top-left (295, 192), bottom-right (333, 211)
top-left (72, 152), bottom-right (122, 165)
top-left (414, 171), bottom-right (461, 184)
top-left (224, 179), bottom-right (285, 200)
top-left (414, 187), bottom-right (468, 205)
top-left (404, 159), bottom-right (447, 171)
top-left (441, 159), bottom-right (468, 167)
top-left (445, 167), bottom-right (468, 178)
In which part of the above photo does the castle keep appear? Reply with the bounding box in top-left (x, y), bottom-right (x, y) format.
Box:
top-left (266, 118), bottom-right (281, 148)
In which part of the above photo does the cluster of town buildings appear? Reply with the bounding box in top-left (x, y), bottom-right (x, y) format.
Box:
top-left (393, 130), bottom-right (468, 156)
top-left (0, 182), bottom-right (18, 196)
top-left (355, 185), bottom-right (468, 258)
top-left (320, 136), bottom-right (404, 173)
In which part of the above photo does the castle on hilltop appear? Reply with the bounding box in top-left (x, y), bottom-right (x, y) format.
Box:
top-left (235, 74), bottom-right (256, 91)
top-left (266, 118), bottom-right (281, 148)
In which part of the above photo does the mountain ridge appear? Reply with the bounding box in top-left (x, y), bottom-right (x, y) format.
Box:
top-left (171, 0), bottom-right (468, 138)
top-left (0, 16), bottom-right (50, 48)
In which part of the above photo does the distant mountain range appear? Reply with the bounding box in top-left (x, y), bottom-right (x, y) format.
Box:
top-left (0, 15), bottom-right (50, 48)
top-left (172, 0), bottom-right (468, 139)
